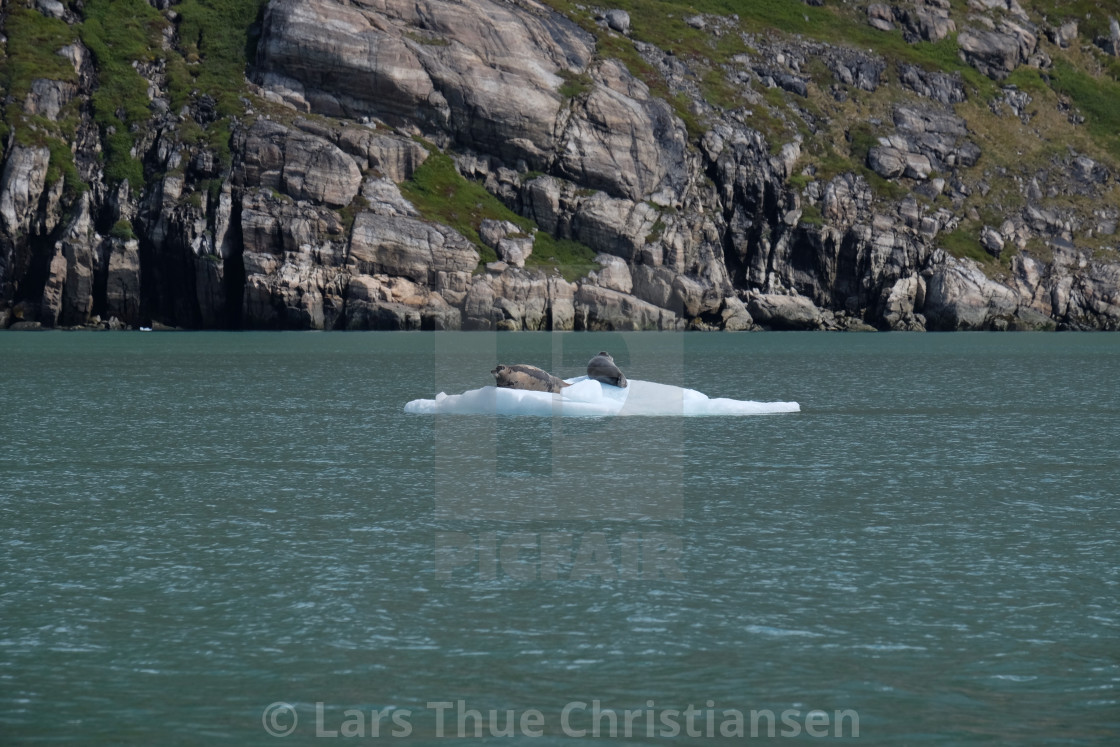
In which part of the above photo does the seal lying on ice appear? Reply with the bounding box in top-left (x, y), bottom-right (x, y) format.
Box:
top-left (587, 351), bottom-right (628, 388)
top-left (491, 364), bottom-right (571, 393)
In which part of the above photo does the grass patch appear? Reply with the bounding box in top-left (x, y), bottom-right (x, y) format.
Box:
top-left (558, 69), bottom-right (593, 99)
top-left (526, 233), bottom-right (599, 281)
top-left (399, 149), bottom-right (532, 263)
top-left (336, 195), bottom-right (371, 235)
top-left (800, 203), bottom-right (824, 226)
top-left (110, 219), bottom-right (137, 240)
top-left (940, 223), bottom-right (996, 265)
top-left (1, 3), bottom-right (84, 188)
top-left (1048, 59), bottom-right (1120, 161)
top-left (847, 122), bottom-right (878, 165)
top-left (167, 0), bottom-right (267, 173)
top-left (399, 146), bottom-right (599, 278)
top-left (2, 0), bottom-right (264, 193)
top-left (1033, 0), bottom-right (1116, 42)
top-left (80, 0), bottom-right (167, 191)
top-left (404, 31), bottom-right (450, 47)
top-left (171, 0), bottom-right (268, 116)
top-left (46, 138), bottom-right (87, 194)
top-left (2, 3), bottom-right (78, 105)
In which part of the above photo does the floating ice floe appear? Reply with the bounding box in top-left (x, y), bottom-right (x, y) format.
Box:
top-left (404, 377), bottom-right (800, 417)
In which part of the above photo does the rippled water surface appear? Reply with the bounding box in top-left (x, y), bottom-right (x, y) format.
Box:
top-left (1, 331), bottom-right (1118, 745)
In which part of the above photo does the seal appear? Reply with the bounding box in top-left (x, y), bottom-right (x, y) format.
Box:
top-left (491, 364), bottom-right (571, 393)
top-left (587, 351), bottom-right (628, 388)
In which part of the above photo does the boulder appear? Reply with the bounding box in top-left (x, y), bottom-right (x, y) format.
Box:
top-left (1052, 20), bottom-right (1078, 49)
top-left (496, 238), bottom-right (533, 268)
top-left (605, 9), bottom-right (630, 34)
top-left (980, 226), bottom-right (1005, 258)
top-left (868, 145), bottom-right (907, 179)
top-left (23, 78), bottom-right (77, 121)
top-left (958, 27), bottom-right (1024, 79)
top-left (672, 274), bottom-right (722, 317)
top-left (900, 6), bottom-right (955, 42)
top-left (36, 0), bottom-right (65, 19)
top-left (898, 64), bottom-right (966, 104)
top-left (747, 293), bottom-right (824, 330)
top-left (360, 177), bottom-right (420, 217)
top-left (879, 275), bottom-right (927, 331)
top-left (867, 4), bottom-right (894, 32)
top-left (476, 219), bottom-right (534, 268)
top-left (1106, 17), bottom-right (1120, 56)
top-left (479, 219), bottom-right (522, 250)
top-left (922, 252), bottom-right (1019, 330)
top-left (720, 296), bottom-right (755, 331)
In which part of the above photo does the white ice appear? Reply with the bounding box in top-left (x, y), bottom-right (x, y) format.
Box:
top-left (404, 376), bottom-right (800, 417)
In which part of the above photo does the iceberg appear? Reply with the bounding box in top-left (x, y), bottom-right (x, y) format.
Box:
top-left (404, 377), bottom-right (799, 417)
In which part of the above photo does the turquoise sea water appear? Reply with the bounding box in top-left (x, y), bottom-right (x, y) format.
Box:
top-left (1, 331), bottom-right (1118, 745)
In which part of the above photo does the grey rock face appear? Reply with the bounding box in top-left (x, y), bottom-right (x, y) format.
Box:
top-left (463, 271), bottom-right (575, 331)
top-left (919, 249), bottom-right (1080, 331)
top-left (868, 105), bottom-right (980, 181)
top-left (24, 78), bottom-right (77, 121)
top-left (257, 0), bottom-right (594, 171)
top-left (897, 64), bottom-right (966, 104)
top-left (240, 120), bottom-right (362, 207)
top-left (104, 238), bottom-right (142, 326)
top-left (880, 275), bottom-right (927, 331)
top-left (240, 190), bottom-right (350, 329)
top-left (574, 285), bottom-right (682, 330)
top-left (0, 146), bottom-right (51, 239)
top-left (337, 127), bottom-right (429, 182)
top-left (556, 60), bottom-right (689, 202)
top-left (348, 212), bottom-right (479, 285)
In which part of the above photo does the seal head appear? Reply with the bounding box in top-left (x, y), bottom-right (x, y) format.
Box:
top-left (586, 351), bottom-right (628, 388)
top-left (491, 364), bottom-right (571, 393)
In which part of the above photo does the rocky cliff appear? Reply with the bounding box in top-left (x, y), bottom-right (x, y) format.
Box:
top-left (2, 0), bottom-right (1119, 331)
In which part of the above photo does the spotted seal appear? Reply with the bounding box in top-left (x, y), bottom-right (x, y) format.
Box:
top-left (586, 351), bottom-right (628, 388)
top-left (491, 364), bottom-right (571, 393)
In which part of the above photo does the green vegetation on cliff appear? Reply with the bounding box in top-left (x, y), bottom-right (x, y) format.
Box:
top-left (80, 0), bottom-right (164, 189)
top-left (1, 0), bottom-right (264, 191)
top-left (401, 148), bottom-right (598, 281)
